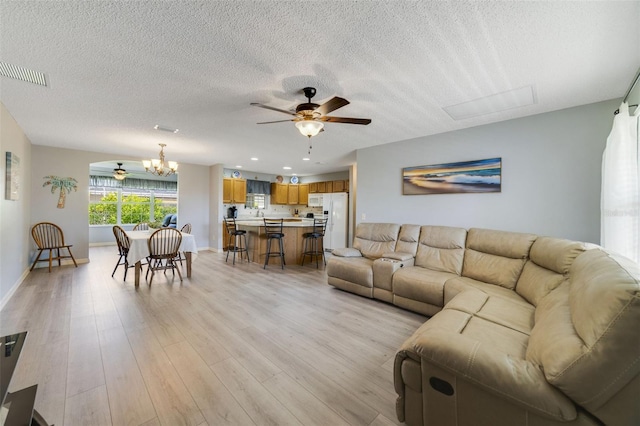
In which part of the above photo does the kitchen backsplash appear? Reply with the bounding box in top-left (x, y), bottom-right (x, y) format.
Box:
top-left (225, 202), bottom-right (323, 218)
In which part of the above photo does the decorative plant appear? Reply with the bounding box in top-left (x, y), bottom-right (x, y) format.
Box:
top-left (43, 176), bottom-right (78, 209)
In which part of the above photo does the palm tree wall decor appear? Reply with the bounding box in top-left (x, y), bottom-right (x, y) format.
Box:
top-left (43, 176), bottom-right (78, 209)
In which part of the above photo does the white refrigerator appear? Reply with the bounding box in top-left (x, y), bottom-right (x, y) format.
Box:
top-left (323, 192), bottom-right (348, 251)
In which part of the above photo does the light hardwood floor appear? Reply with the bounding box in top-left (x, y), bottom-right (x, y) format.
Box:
top-left (2, 247), bottom-right (426, 426)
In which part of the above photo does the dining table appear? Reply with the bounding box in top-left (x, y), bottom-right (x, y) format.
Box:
top-left (127, 230), bottom-right (198, 287)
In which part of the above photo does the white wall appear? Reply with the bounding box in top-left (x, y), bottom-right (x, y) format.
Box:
top-left (356, 99), bottom-right (619, 243)
top-left (31, 146), bottom-right (211, 261)
top-left (0, 102), bottom-right (32, 307)
top-left (177, 163), bottom-right (210, 249)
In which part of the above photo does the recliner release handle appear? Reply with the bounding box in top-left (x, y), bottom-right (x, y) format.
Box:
top-left (429, 377), bottom-right (454, 396)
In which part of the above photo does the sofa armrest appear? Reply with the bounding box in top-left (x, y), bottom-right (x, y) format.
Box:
top-left (381, 251), bottom-right (414, 261)
top-left (411, 329), bottom-right (577, 422)
top-left (332, 248), bottom-right (363, 257)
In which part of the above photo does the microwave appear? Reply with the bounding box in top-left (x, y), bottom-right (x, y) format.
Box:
top-left (308, 194), bottom-right (323, 207)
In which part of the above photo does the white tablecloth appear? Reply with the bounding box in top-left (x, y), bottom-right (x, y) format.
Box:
top-left (128, 230), bottom-right (198, 264)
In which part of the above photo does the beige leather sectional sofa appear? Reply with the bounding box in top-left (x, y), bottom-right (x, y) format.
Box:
top-left (327, 223), bottom-right (640, 426)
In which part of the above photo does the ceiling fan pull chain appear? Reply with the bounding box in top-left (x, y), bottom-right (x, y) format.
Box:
top-left (308, 140), bottom-right (313, 155)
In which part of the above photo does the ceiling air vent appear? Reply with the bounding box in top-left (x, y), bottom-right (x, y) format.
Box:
top-left (0, 62), bottom-right (47, 86)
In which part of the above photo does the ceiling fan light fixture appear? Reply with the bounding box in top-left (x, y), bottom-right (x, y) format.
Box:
top-left (295, 120), bottom-right (324, 138)
top-left (113, 162), bottom-right (127, 180)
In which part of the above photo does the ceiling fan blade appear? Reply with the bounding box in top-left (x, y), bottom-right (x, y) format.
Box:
top-left (257, 119), bottom-right (296, 124)
top-left (315, 97), bottom-right (350, 115)
top-left (250, 102), bottom-right (298, 116)
top-left (321, 116), bottom-right (372, 125)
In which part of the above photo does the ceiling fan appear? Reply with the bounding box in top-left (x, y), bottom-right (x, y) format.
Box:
top-left (250, 87), bottom-right (371, 139)
top-left (113, 162), bottom-right (128, 181)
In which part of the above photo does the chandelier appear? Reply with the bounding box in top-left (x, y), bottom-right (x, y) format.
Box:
top-left (142, 143), bottom-right (178, 177)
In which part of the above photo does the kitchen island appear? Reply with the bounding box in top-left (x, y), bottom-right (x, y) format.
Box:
top-left (235, 218), bottom-right (321, 266)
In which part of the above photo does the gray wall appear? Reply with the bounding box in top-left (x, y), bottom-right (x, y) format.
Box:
top-left (0, 102), bottom-right (32, 307)
top-left (356, 99), bottom-right (619, 243)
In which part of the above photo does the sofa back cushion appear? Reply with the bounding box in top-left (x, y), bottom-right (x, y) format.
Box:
top-left (395, 224), bottom-right (421, 256)
top-left (461, 228), bottom-right (537, 289)
top-left (526, 249), bottom-right (640, 419)
top-left (515, 237), bottom-right (587, 306)
top-left (353, 223), bottom-right (400, 259)
top-left (414, 226), bottom-right (467, 274)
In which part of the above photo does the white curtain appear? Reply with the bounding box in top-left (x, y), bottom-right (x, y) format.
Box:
top-left (601, 102), bottom-right (640, 263)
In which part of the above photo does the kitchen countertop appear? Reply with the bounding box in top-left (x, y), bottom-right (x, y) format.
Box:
top-left (235, 218), bottom-right (316, 227)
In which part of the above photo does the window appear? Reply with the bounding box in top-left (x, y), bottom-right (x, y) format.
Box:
top-left (245, 193), bottom-right (266, 209)
top-left (89, 187), bottom-right (118, 225)
top-left (89, 178), bottom-right (178, 225)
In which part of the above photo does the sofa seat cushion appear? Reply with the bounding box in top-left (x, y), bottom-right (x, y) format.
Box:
top-left (445, 289), bottom-right (535, 336)
top-left (445, 276), bottom-right (530, 306)
top-left (409, 295), bottom-right (530, 359)
top-left (393, 266), bottom-right (459, 308)
top-left (327, 256), bottom-right (375, 288)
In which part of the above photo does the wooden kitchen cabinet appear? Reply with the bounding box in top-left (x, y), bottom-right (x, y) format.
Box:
top-left (222, 222), bottom-right (229, 251)
top-left (332, 180), bottom-right (345, 192)
top-left (233, 179), bottom-right (246, 202)
top-left (270, 183), bottom-right (289, 204)
top-left (223, 178), bottom-right (247, 203)
top-left (325, 181), bottom-right (333, 193)
top-left (309, 182), bottom-right (318, 193)
top-left (317, 181), bottom-right (326, 193)
top-left (223, 178), bottom-right (232, 203)
top-left (288, 185), bottom-right (299, 205)
top-left (298, 184), bottom-right (309, 205)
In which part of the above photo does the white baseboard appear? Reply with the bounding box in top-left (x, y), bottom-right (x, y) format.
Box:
top-left (90, 242), bottom-right (117, 247)
top-left (32, 258), bottom-right (89, 269)
top-left (0, 268), bottom-right (30, 311)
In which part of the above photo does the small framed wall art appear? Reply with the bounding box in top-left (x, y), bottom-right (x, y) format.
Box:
top-left (403, 157), bottom-right (502, 195)
top-left (5, 152), bottom-right (20, 200)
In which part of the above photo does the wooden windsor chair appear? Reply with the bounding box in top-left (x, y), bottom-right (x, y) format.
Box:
top-left (176, 223), bottom-right (193, 265)
top-left (30, 222), bottom-right (78, 272)
top-left (146, 228), bottom-right (182, 285)
top-left (112, 225), bottom-right (135, 280)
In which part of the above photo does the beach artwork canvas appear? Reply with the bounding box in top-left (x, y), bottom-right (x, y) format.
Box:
top-left (403, 157), bottom-right (501, 195)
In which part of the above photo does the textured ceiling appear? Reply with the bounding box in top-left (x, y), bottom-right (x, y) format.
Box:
top-left (1, 1), bottom-right (639, 176)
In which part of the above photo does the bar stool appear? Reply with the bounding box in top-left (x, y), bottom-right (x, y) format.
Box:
top-left (263, 218), bottom-right (285, 269)
top-left (301, 218), bottom-right (328, 268)
top-left (224, 218), bottom-right (250, 265)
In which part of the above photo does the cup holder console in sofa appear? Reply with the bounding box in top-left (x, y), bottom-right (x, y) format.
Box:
top-left (327, 223), bottom-right (640, 426)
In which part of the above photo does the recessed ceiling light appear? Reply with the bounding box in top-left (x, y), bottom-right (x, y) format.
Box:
top-left (283, 166), bottom-right (292, 170)
top-left (302, 158), bottom-right (310, 161)
top-left (154, 124), bottom-right (179, 133)
top-left (236, 165), bottom-right (243, 168)
top-left (292, 173), bottom-right (297, 176)
top-left (250, 157), bottom-right (258, 161)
